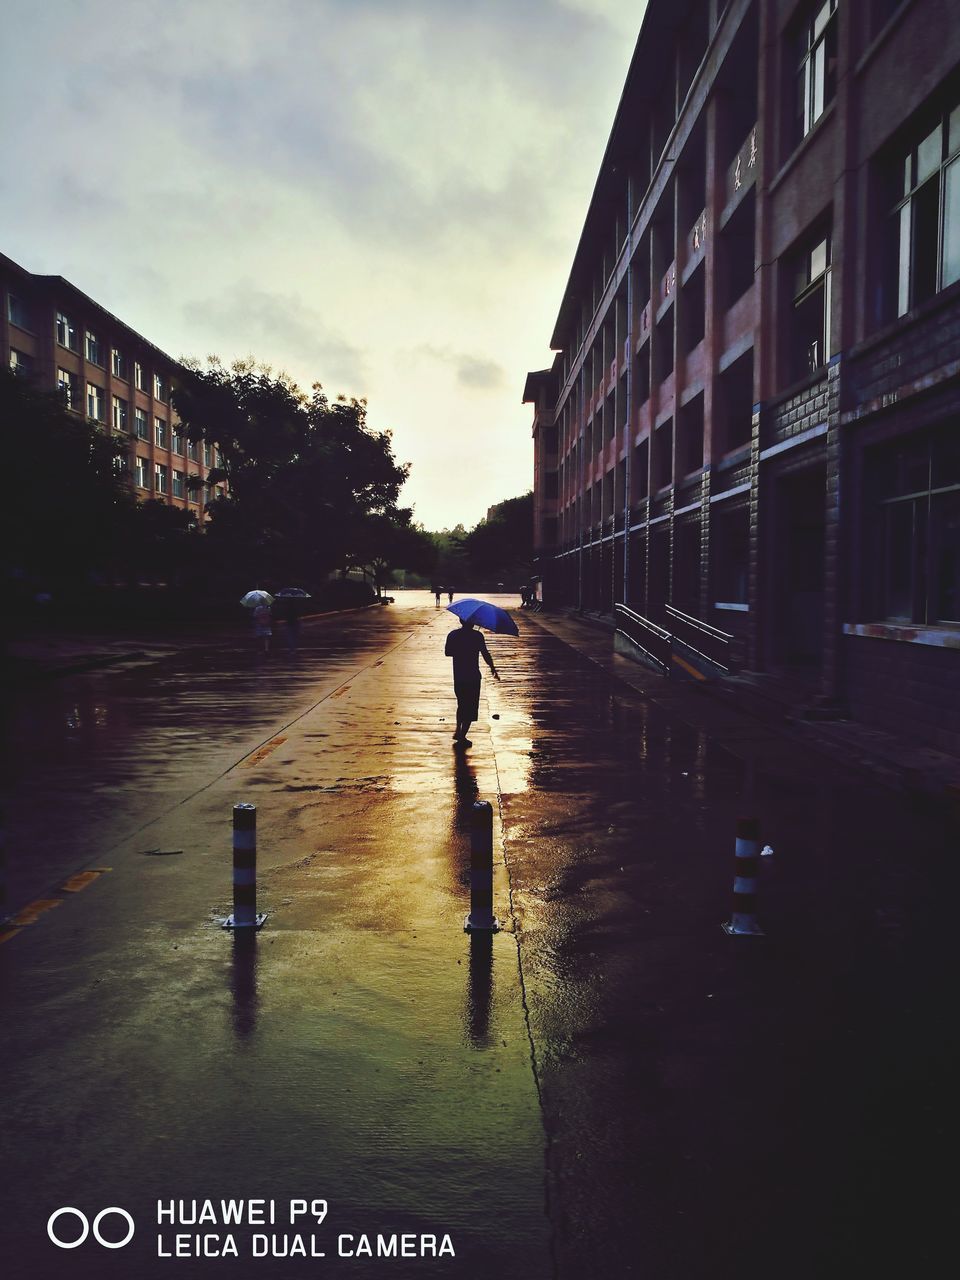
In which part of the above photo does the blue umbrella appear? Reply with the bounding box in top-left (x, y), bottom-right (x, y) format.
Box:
top-left (446, 598), bottom-right (519, 636)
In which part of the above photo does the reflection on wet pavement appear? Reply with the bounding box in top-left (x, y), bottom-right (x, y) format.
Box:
top-left (1, 591), bottom-right (956, 1280)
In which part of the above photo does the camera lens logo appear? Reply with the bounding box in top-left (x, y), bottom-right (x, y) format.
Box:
top-left (47, 1208), bottom-right (135, 1250)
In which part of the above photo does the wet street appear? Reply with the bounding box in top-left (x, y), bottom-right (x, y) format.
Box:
top-left (1, 592), bottom-right (956, 1279)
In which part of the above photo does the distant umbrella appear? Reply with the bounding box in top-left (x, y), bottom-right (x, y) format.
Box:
top-left (240, 589), bottom-right (274, 608)
top-left (446, 598), bottom-right (519, 636)
top-left (274, 587), bottom-right (312, 598)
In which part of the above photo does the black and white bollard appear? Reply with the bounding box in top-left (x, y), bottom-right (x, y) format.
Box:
top-left (224, 802), bottom-right (266, 930)
top-left (722, 816), bottom-right (764, 936)
top-left (464, 800), bottom-right (499, 933)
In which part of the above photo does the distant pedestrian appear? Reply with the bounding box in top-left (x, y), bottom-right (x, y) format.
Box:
top-left (447, 589), bottom-right (454, 604)
top-left (275, 594), bottom-right (301, 651)
top-left (434, 586), bottom-right (442, 607)
top-left (444, 618), bottom-right (498, 748)
top-left (252, 601), bottom-right (272, 654)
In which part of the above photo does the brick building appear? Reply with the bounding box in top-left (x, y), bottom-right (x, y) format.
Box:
top-left (2, 251), bottom-right (224, 513)
top-left (526, 0), bottom-right (960, 754)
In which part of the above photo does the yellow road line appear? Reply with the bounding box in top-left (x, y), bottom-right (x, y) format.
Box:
top-left (242, 735), bottom-right (288, 768)
top-left (11, 898), bottom-right (64, 926)
top-left (3, 868), bottom-right (111, 942)
top-left (671, 652), bottom-right (707, 681)
top-left (61, 871), bottom-right (103, 893)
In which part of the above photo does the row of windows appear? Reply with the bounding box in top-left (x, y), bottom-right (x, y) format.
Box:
top-left (560, 2), bottom-right (932, 392)
top-left (53, 369), bottom-right (217, 461)
top-left (129, 457), bottom-right (226, 503)
top-left (560, 89), bottom-right (960, 468)
top-left (5, 294), bottom-right (171, 400)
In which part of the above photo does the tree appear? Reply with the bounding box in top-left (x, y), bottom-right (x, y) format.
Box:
top-left (172, 359), bottom-right (411, 592)
top-left (0, 368), bottom-right (132, 594)
top-left (463, 492), bottom-right (533, 586)
top-left (346, 511), bottom-right (436, 595)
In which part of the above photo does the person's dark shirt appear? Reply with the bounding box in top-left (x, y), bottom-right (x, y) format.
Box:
top-left (445, 627), bottom-right (489, 681)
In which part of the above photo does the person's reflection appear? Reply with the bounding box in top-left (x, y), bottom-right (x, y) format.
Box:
top-left (465, 930), bottom-right (494, 1049)
top-left (453, 742), bottom-right (479, 831)
top-left (231, 930), bottom-right (259, 1041)
top-left (452, 748), bottom-right (494, 1046)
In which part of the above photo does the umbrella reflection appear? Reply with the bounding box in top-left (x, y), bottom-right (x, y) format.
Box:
top-left (464, 931), bottom-right (494, 1049)
top-left (230, 930), bottom-right (259, 1041)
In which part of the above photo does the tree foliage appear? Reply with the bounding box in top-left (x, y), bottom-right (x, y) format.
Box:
top-left (172, 359), bottom-right (413, 590)
top-left (0, 369), bottom-right (133, 588)
top-left (462, 492), bottom-right (533, 586)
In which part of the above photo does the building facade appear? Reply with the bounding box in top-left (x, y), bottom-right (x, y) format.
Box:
top-left (526, 0), bottom-right (960, 754)
top-left (2, 251), bottom-right (224, 513)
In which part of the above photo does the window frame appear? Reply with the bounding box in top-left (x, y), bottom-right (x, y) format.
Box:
top-left (86, 382), bottom-right (105, 423)
top-left (793, 0), bottom-right (838, 146)
top-left (112, 395), bottom-right (128, 433)
top-left (789, 228), bottom-right (833, 381)
top-left (893, 101), bottom-right (960, 315)
top-left (85, 331), bottom-right (103, 366)
top-left (56, 311), bottom-right (78, 351)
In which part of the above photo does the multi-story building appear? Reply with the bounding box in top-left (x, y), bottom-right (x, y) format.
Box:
top-left (1, 251), bottom-right (225, 513)
top-left (526, 0), bottom-right (960, 755)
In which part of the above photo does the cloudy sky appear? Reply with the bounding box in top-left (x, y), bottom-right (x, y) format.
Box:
top-left (1, 0), bottom-right (643, 529)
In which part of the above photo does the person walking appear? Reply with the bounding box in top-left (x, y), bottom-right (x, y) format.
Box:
top-left (275, 593), bottom-right (301, 651)
top-left (447, 588), bottom-right (454, 604)
top-left (444, 617), bottom-right (498, 748)
top-left (252, 600), bottom-right (272, 655)
top-left (434, 586), bottom-right (442, 607)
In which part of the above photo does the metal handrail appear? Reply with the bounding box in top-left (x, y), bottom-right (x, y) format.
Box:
top-left (664, 604), bottom-right (733, 673)
top-left (664, 605), bottom-right (733, 643)
top-left (614, 604), bottom-right (671, 675)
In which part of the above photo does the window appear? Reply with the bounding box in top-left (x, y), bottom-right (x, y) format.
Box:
top-left (112, 349), bottom-right (128, 379)
top-left (155, 417), bottom-right (167, 448)
top-left (790, 230), bottom-right (831, 380)
top-left (85, 331), bottom-right (103, 365)
top-left (58, 368), bottom-right (79, 408)
top-left (794, 0), bottom-right (837, 144)
top-left (187, 440), bottom-right (199, 462)
top-left (172, 469), bottom-right (185, 499)
top-left (112, 395), bottom-right (128, 433)
top-left (155, 462), bottom-right (168, 495)
top-left (56, 312), bottom-right (78, 350)
top-left (894, 102), bottom-right (960, 315)
top-left (7, 294), bottom-right (31, 330)
top-left (171, 430), bottom-right (183, 454)
top-left (135, 407), bottom-right (149, 440)
top-left (134, 361), bottom-right (146, 390)
top-left (9, 349), bottom-right (33, 377)
top-left (187, 476), bottom-right (200, 503)
top-left (868, 425), bottom-right (960, 625)
top-left (154, 372), bottom-right (167, 402)
top-left (135, 455), bottom-right (148, 489)
top-left (86, 382), bottom-right (105, 422)
top-left (203, 442), bottom-right (212, 467)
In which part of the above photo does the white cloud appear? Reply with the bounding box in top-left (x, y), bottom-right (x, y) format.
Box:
top-left (0, 0), bottom-right (643, 528)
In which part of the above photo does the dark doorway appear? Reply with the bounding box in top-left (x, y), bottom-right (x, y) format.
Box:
top-left (770, 464), bottom-right (826, 667)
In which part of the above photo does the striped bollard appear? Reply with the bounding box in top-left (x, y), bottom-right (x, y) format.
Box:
top-left (722, 816), bottom-right (764, 936)
top-left (464, 801), bottom-right (499, 933)
top-left (224, 802), bottom-right (266, 930)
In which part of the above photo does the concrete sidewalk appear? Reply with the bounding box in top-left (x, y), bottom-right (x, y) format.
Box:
top-left (530, 610), bottom-right (960, 802)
